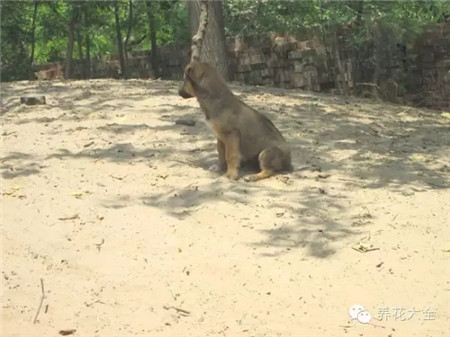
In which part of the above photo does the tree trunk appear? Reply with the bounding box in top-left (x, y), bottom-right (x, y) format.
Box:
top-left (65, 15), bottom-right (76, 79)
top-left (352, 0), bottom-right (365, 86)
top-left (188, 0), bottom-right (229, 80)
top-left (353, 0), bottom-right (364, 27)
top-left (114, 1), bottom-right (126, 78)
top-left (76, 28), bottom-right (84, 78)
top-left (146, 0), bottom-right (159, 78)
top-left (84, 7), bottom-right (92, 79)
top-left (124, 0), bottom-right (133, 63)
top-left (331, 30), bottom-right (349, 97)
top-left (371, 22), bottom-right (382, 98)
top-left (29, 0), bottom-right (39, 79)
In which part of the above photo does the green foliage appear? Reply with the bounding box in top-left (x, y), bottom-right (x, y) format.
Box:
top-left (153, 0), bottom-right (189, 46)
top-left (1, 0), bottom-right (449, 82)
top-left (0, 0), bottom-right (189, 81)
top-left (33, 1), bottom-right (70, 63)
top-left (223, 0), bottom-right (449, 37)
top-left (1, 1), bottom-right (36, 81)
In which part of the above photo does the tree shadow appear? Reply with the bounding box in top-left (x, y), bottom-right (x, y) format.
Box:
top-left (252, 93), bottom-right (449, 190)
top-left (1, 152), bottom-right (42, 179)
top-left (133, 84), bottom-right (448, 258)
top-left (1, 78), bottom-right (181, 120)
top-left (2, 78), bottom-right (448, 259)
top-left (253, 187), bottom-right (358, 258)
top-left (138, 175), bottom-right (359, 259)
top-left (46, 144), bottom-right (158, 163)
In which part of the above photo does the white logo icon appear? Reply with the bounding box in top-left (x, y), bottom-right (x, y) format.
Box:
top-left (349, 305), bottom-right (372, 324)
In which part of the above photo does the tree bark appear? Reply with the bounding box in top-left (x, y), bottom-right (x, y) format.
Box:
top-left (76, 27), bottom-right (84, 78)
top-left (114, 1), bottom-right (126, 78)
top-left (124, 0), bottom-right (133, 63)
top-left (65, 10), bottom-right (76, 79)
top-left (190, 1), bottom-right (208, 62)
top-left (29, 0), bottom-right (39, 78)
top-left (371, 22), bottom-right (382, 98)
top-left (188, 0), bottom-right (229, 80)
top-left (354, 0), bottom-right (364, 28)
top-left (352, 0), bottom-right (365, 86)
top-left (146, 0), bottom-right (159, 78)
top-left (84, 7), bottom-right (92, 79)
top-left (331, 30), bottom-right (349, 97)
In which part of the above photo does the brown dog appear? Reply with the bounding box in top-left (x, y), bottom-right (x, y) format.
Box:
top-left (179, 62), bottom-right (292, 181)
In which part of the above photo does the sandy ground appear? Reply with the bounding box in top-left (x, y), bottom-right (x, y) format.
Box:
top-left (1, 78), bottom-right (449, 337)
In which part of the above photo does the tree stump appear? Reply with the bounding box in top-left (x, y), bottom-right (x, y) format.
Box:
top-left (20, 96), bottom-right (46, 105)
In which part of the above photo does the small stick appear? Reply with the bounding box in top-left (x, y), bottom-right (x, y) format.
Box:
top-left (163, 305), bottom-right (191, 315)
top-left (58, 214), bottom-right (79, 221)
top-left (95, 238), bottom-right (105, 252)
top-left (166, 282), bottom-right (177, 300)
top-left (396, 96), bottom-right (427, 114)
top-left (33, 278), bottom-right (45, 324)
top-left (352, 246), bottom-right (380, 253)
top-left (83, 141), bottom-right (95, 148)
top-left (184, 210), bottom-right (201, 225)
top-left (338, 178), bottom-right (363, 183)
top-left (110, 175), bottom-right (127, 180)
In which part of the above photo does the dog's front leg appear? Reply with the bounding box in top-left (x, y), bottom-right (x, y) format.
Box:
top-left (223, 134), bottom-right (240, 180)
top-left (209, 139), bottom-right (227, 172)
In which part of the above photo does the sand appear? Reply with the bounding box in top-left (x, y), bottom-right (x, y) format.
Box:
top-left (1, 78), bottom-right (449, 337)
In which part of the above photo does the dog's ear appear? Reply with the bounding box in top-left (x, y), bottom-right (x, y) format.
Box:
top-left (186, 62), bottom-right (206, 83)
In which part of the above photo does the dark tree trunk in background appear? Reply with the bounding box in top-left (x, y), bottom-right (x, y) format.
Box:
top-left (188, 0), bottom-right (229, 80)
top-left (85, 34), bottom-right (92, 79)
top-left (84, 7), bottom-right (92, 79)
top-left (354, 0), bottom-right (364, 28)
top-left (331, 30), bottom-right (349, 97)
top-left (114, 1), bottom-right (126, 78)
top-left (65, 13), bottom-right (76, 79)
top-left (371, 22), bottom-right (382, 98)
top-left (76, 27), bottom-right (84, 77)
top-left (124, 0), bottom-right (133, 64)
top-left (29, 0), bottom-right (39, 78)
top-left (352, 0), bottom-right (365, 85)
top-left (146, 0), bottom-right (159, 78)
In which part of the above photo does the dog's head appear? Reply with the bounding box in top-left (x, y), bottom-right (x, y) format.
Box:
top-left (178, 62), bottom-right (207, 99)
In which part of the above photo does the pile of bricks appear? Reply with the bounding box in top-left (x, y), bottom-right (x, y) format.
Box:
top-left (227, 34), bottom-right (333, 92)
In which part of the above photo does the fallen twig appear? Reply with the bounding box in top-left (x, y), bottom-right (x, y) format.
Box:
top-left (83, 141), bottom-right (94, 148)
top-left (352, 246), bottom-right (380, 253)
top-left (84, 299), bottom-right (105, 307)
top-left (163, 305), bottom-right (190, 316)
top-left (110, 175), bottom-right (127, 180)
top-left (167, 282), bottom-right (177, 301)
top-left (396, 96), bottom-right (427, 114)
top-left (183, 210), bottom-right (202, 225)
top-left (95, 239), bottom-right (105, 252)
top-left (59, 329), bottom-right (76, 336)
top-left (1, 131), bottom-right (18, 137)
top-left (58, 214), bottom-right (79, 221)
top-left (33, 278), bottom-right (45, 324)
